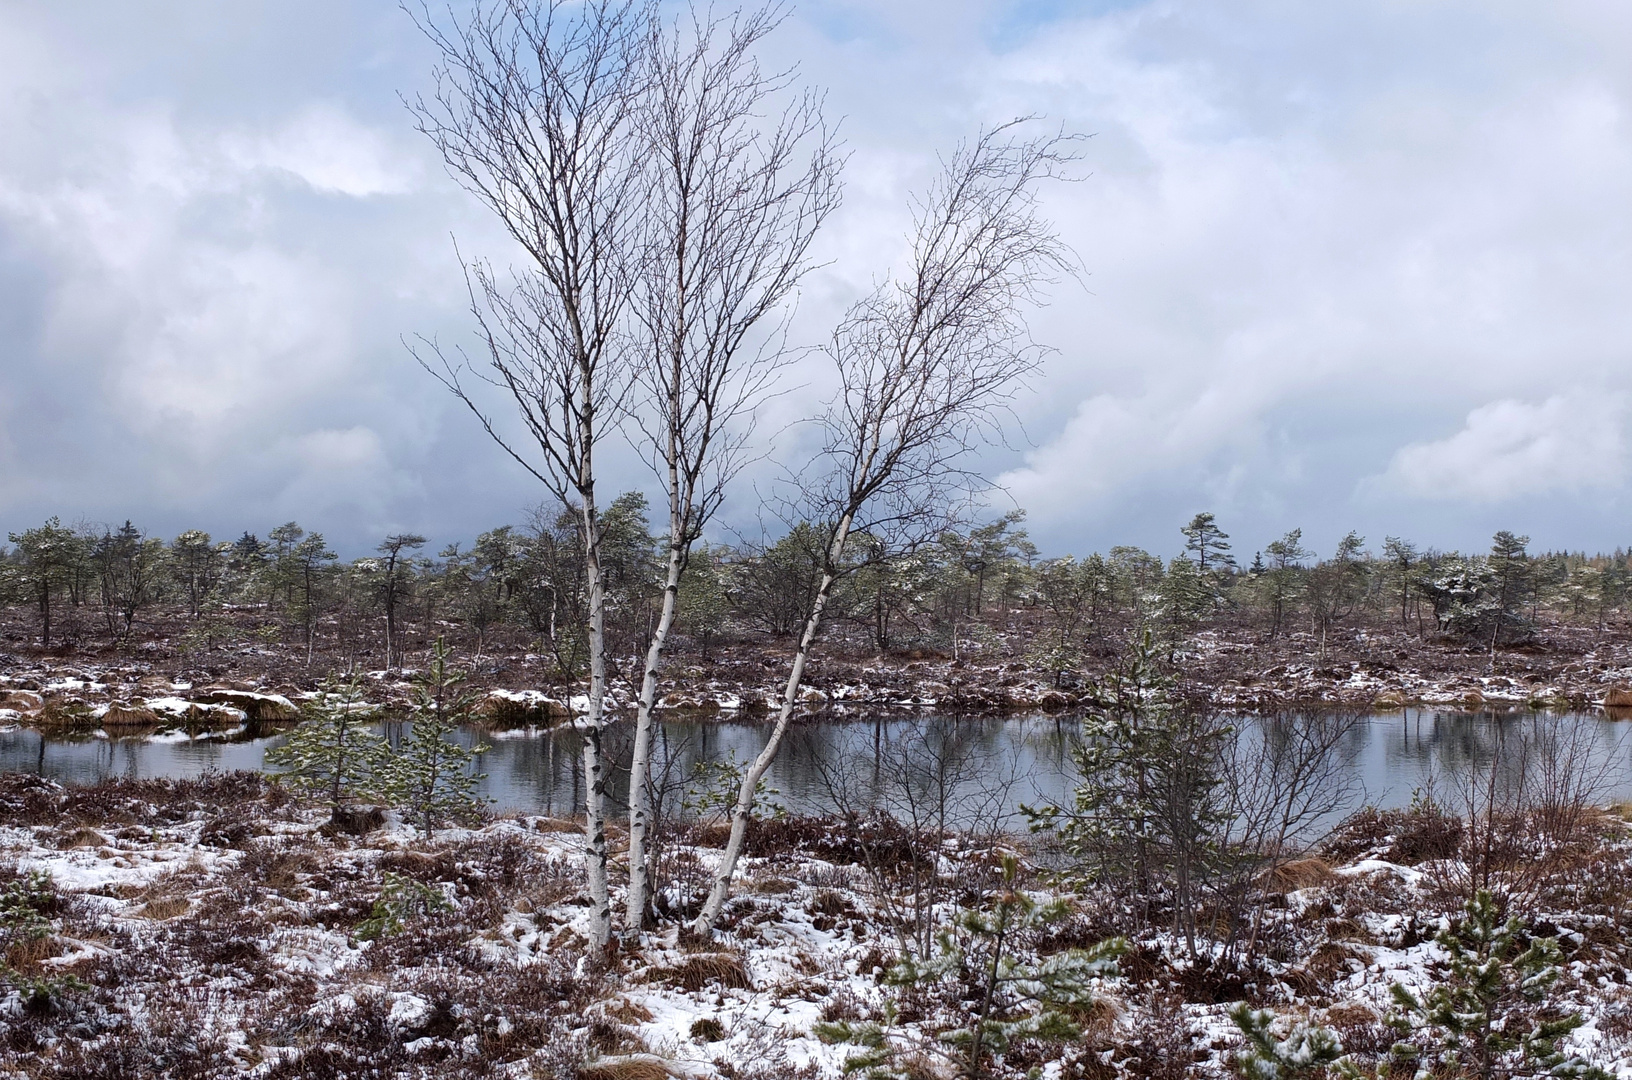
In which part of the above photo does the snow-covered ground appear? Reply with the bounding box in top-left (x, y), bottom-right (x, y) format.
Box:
top-left (2, 773), bottom-right (1631, 1079)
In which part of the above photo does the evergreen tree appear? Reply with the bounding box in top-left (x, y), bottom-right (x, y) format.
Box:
top-left (1382, 536), bottom-right (1420, 628)
top-left (1158, 554), bottom-right (1212, 647)
top-left (91, 521), bottom-right (166, 641)
top-left (289, 533), bottom-right (337, 651)
top-left (376, 533), bottom-right (426, 669)
top-left (1029, 630), bottom-right (1230, 957)
top-left (169, 530), bottom-right (223, 619)
top-left (1260, 529), bottom-right (1312, 640)
top-left (1307, 532), bottom-right (1369, 659)
top-left (819, 854), bottom-right (1125, 1080)
top-left (1487, 531), bottom-right (1534, 663)
top-left (385, 640), bottom-right (489, 836)
top-left (676, 545), bottom-right (730, 660)
top-left (6, 518), bottom-right (79, 647)
top-left (1388, 890), bottom-right (1607, 1080)
top-left (1180, 511), bottom-right (1234, 575)
top-left (264, 678), bottom-right (390, 812)
top-left (1231, 1005), bottom-right (1354, 1080)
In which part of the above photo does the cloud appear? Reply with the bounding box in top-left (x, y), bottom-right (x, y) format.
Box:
top-left (221, 105), bottom-right (418, 197)
top-left (1372, 394), bottom-right (1629, 503)
top-left (3, 1), bottom-right (1632, 555)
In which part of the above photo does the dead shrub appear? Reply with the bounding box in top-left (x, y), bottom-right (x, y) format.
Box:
top-left (1324, 1001), bottom-right (1393, 1061)
top-left (1325, 803), bottom-right (1461, 866)
top-left (601, 998), bottom-right (655, 1024)
top-left (689, 1016), bottom-right (726, 1041)
top-left (1118, 992), bottom-right (1199, 1080)
top-left (819, 984), bottom-right (868, 1023)
top-left (236, 841), bottom-right (316, 893)
top-left (327, 803), bottom-right (385, 834)
top-left (585, 1019), bottom-right (648, 1056)
top-left (1284, 941), bottom-right (1363, 997)
top-left (807, 889), bottom-right (853, 917)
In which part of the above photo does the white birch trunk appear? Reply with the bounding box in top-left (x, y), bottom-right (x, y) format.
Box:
top-left (579, 351), bottom-right (613, 950)
top-left (693, 515), bottom-right (852, 934)
top-left (580, 496), bottom-right (612, 949)
top-left (625, 540), bottom-right (684, 930)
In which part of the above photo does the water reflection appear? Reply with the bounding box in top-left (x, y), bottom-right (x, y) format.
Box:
top-left (3, 710), bottom-right (1630, 826)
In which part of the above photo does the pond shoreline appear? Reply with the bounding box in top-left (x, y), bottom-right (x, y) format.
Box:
top-left (7, 620), bottom-right (1632, 743)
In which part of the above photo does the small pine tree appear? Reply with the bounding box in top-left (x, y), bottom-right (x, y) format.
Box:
top-left (385, 639), bottom-right (490, 836)
top-left (1387, 890), bottom-right (1608, 1080)
top-left (821, 853), bottom-right (1125, 1079)
top-left (354, 871), bottom-right (453, 941)
top-left (264, 678), bottom-right (390, 812)
top-left (1231, 1004), bottom-right (1355, 1080)
top-left (1028, 629), bottom-right (1230, 957)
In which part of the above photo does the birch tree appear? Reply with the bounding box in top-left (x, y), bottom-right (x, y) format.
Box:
top-left (621, 2), bottom-right (840, 932)
top-left (694, 120), bottom-right (1078, 933)
top-left (408, 0), bottom-right (647, 950)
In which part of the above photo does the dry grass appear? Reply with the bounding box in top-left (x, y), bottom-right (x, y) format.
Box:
top-left (55, 826), bottom-right (108, 849)
top-left (1267, 856), bottom-right (1333, 891)
top-left (601, 999), bottom-right (655, 1025)
top-left (578, 1057), bottom-right (682, 1080)
top-left (138, 895), bottom-right (191, 920)
top-left (3, 932), bottom-right (58, 972)
top-left (648, 951), bottom-right (752, 992)
top-left (531, 816), bottom-right (585, 833)
top-left (101, 702), bottom-right (163, 730)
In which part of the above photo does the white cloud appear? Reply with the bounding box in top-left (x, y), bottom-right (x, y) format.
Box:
top-left (221, 105), bottom-right (416, 197)
top-left (1372, 394), bottom-right (1629, 503)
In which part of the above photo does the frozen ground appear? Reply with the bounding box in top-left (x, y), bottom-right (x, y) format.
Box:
top-left (2, 773), bottom-right (1631, 1078)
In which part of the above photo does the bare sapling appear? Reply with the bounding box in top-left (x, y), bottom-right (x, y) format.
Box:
top-left (693, 120), bottom-right (1080, 933)
top-left (1217, 710), bottom-right (1364, 961)
top-left (407, 0), bottom-right (647, 950)
top-left (1430, 714), bottom-right (1621, 914)
top-left (622, 1), bottom-right (840, 933)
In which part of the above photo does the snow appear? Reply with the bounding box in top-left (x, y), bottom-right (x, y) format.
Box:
top-left (5, 772), bottom-right (1631, 1079)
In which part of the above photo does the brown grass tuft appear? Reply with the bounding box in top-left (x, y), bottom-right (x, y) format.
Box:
top-left (1269, 857), bottom-right (1334, 891)
top-left (138, 895), bottom-right (190, 920)
top-left (650, 951), bottom-right (752, 992)
top-left (56, 827), bottom-right (108, 849)
top-left (578, 1059), bottom-right (680, 1080)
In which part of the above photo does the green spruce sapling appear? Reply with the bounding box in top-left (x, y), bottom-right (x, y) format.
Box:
top-left (264, 677), bottom-right (390, 814)
top-left (1230, 1004), bottom-right (1355, 1080)
top-left (387, 638), bottom-right (490, 835)
top-left (354, 871), bottom-right (453, 941)
top-left (821, 854), bottom-right (1126, 1079)
top-left (1027, 629), bottom-right (1230, 957)
top-left (1387, 889), bottom-right (1606, 1080)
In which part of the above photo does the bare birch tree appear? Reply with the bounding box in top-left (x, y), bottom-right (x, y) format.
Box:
top-left (621, 3), bottom-right (841, 932)
top-left (407, 0), bottom-right (647, 950)
top-left (694, 121), bottom-right (1079, 933)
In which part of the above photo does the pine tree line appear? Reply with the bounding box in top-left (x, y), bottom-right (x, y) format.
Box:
top-left (3, 507), bottom-right (1625, 667)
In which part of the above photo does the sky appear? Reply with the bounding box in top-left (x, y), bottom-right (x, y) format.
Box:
top-left (1, 0), bottom-right (1630, 561)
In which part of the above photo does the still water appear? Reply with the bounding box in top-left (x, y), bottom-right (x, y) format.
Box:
top-left (2, 711), bottom-right (1630, 826)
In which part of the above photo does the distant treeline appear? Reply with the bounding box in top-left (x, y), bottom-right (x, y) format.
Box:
top-left (2, 505), bottom-right (1624, 672)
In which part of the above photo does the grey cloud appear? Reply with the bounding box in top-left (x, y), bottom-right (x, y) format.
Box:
top-left (2, 1), bottom-right (1630, 560)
